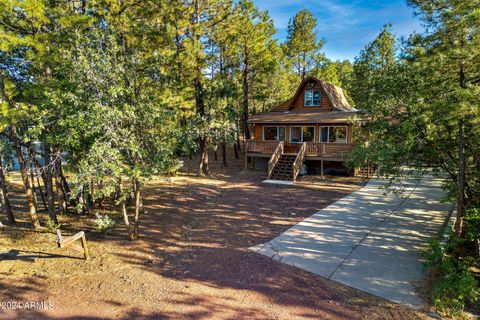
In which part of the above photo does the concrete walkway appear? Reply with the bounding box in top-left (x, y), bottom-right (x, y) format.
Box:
top-left (250, 172), bottom-right (453, 309)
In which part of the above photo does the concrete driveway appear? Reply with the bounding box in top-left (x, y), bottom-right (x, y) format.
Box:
top-left (250, 171), bottom-right (453, 308)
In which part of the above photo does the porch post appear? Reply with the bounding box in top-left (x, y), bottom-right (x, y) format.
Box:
top-left (321, 159), bottom-right (324, 179)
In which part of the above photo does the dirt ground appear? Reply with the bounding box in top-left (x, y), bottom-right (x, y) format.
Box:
top-left (0, 152), bottom-right (435, 319)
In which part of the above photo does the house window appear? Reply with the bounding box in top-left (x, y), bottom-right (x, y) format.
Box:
top-left (304, 90), bottom-right (321, 106)
top-left (320, 126), bottom-right (348, 143)
top-left (303, 126), bottom-right (315, 142)
top-left (290, 126), bottom-right (315, 144)
top-left (290, 127), bottom-right (302, 143)
top-left (263, 126), bottom-right (285, 141)
top-left (320, 127), bottom-right (329, 143)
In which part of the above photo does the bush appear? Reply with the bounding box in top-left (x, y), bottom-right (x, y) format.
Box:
top-left (94, 214), bottom-right (115, 235)
top-left (46, 217), bottom-right (61, 232)
top-left (424, 239), bottom-right (480, 316)
top-left (465, 207), bottom-right (480, 243)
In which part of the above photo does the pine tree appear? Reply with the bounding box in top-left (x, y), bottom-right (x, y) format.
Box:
top-left (406, 0), bottom-right (480, 236)
top-left (285, 9), bottom-right (325, 81)
top-left (232, 0), bottom-right (277, 139)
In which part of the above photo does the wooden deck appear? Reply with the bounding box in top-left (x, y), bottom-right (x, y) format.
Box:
top-left (246, 140), bottom-right (354, 162)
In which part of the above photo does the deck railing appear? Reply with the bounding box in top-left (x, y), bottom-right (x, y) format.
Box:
top-left (267, 141), bottom-right (284, 179)
top-left (305, 142), bottom-right (354, 158)
top-left (292, 142), bottom-right (307, 182)
top-left (247, 140), bottom-right (354, 159)
top-left (246, 140), bottom-right (279, 154)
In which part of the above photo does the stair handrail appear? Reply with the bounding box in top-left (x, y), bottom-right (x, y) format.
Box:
top-left (268, 141), bottom-right (284, 179)
top-left (292, 142), bottom-right (307, 182)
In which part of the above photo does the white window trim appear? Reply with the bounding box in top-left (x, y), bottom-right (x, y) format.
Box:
top-left (320, 126), bottom-right (348, 143)
top-left (262, 126), bottom-right (286, 141)
top-left (304, 89), bottom-right (321, 107)
top-left (290, 126), bottom-right (316, 144)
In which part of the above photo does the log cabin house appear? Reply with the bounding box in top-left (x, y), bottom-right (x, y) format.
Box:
top-left (246, 76), bottom-right (360, 181)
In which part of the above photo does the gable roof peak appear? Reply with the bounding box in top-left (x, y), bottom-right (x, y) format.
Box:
top-left (291, 76), bottom-right (353, 111)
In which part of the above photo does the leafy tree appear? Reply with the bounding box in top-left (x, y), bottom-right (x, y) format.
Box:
top-left (0, 0), bottom-right (51, 229)
top-left (348, 25), bottom-right (407, 177)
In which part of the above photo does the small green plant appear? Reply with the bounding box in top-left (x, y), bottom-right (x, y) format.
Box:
top-left (432, 256), bottom-right (479, 315)
top-left (94, 214), bottom-right (115, 235)
top-left (423, 239), bottom-right (444, 267)
top-left (465, 207), bottom-right (480, 242)
top-left (46, 217), bottom-right (61, 232)
top-left (424, 237), bottom-right (480, 316)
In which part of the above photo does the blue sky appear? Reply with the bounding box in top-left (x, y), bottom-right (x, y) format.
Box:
top-left (253, 0), bottom-right (422, 61)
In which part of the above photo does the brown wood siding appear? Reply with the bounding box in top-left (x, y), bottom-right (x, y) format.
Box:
top-left (292, 82), bottom-right (333, 110)
top-left (254, 124), bottom-right (262, 140)
top-left (272, 99), bottom-right (292, 112)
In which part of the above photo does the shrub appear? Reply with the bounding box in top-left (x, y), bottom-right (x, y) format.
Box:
top-left (465, 207), bottom-right (480, 243)
top-left (424, 238), bottom-right (480, 316)
top-left (433, 256), bottom-right (479, 315)
top-left (94, 214), bottom-right (115, 235)
top-left (46, 217), bottom-right (61, 232)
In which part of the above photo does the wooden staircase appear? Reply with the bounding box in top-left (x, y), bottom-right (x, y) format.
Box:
top-left (268, 142), bottom-right (307, 182)
top-left (269, 154), bottom-right (296, 181)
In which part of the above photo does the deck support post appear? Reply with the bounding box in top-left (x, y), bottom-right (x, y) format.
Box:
top-left (321, 159), bottom-right (324, 179)
top-left (367, 160), bottom-right (370, 179)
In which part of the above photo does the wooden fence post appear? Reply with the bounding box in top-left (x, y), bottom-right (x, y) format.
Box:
top-left (56, 230), bottom-right (89, 260)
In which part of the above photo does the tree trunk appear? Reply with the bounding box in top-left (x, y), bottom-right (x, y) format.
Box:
top-left (455, 64), bottom-right (467, 237)
top-left (58, 165), bottom-right (76, 208)
top-left (117, 182), bottom-right (132, 237)
top-left (198, 138), bottom-right (209, 175)
top-left (214, 148), bottom-right (218, 161)
top-left (44, 145), bottom-right (58, 224)
top-left (55, 160), bottom-right (68, 212)
top-left (31, 155), bottom-right (48, 210)
top-left (28, 160), bottom-right (39, 211)
top-left (130, 180), bottom-right (141, 240)
top-left (0, 161), bottom-right (14, 224)
top-left (475, 238), bottom-right (480, 259)
top-left (300, 51), bottom-right (307, 80)
top-left (194, 61), bottom-right (209, 175)
top-left (54, 164), bottom-right (67, 214)
top-left (233, 142), bottom-right (239, 159)
top-left (0, 79), bottom-right (38, 228)
top-left (34, 166), bottom-right (48, 211)
top-left (13, 132), bottom-right (40, 229)
top-left (77, 185), bottom-right (86, 214)
top-left (242, 51), bottom-right (251, 140)
top-left (84, 185), bottom-right (91, 214)
top-left (455, 118), bottom-right (466, 237)
top-left (222, 142), bottom-right (227, 167)
top-left (121, 196), bottom-right (132, 238)
top-left (236, 115), bottom-right (241, 152)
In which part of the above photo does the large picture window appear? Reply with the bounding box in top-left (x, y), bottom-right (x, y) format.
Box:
top-left (290, 126), bottom-right (315, 144)
top-left (304, 90), bottom-right (321, 106)
top-left (263, 126), bottom-right (285, 141)
top-left (303, 126), bottom-right (315, 142)
top-left (290, 127), bottom-right (302, 143)
top-left (320, 126), bottom-right (348, 143)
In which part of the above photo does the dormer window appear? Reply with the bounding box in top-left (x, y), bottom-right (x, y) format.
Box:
top-left (304, 89), bottom-right (321, 106)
